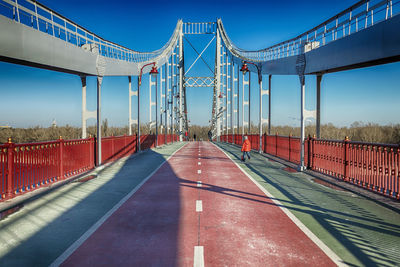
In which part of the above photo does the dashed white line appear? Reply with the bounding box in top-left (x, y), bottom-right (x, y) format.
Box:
top-left (194, 246), bottom-right (204, 267)
top-left (212, 142), bottom-right (344, 266)
top-left (196, 200), bottom-right (203, 212)
top-left (198, 162), bottom-right (201, 165)
top-left (197, 181), bottom-right (202, 187)
top-left (197, 170), bottom-right (201, 174)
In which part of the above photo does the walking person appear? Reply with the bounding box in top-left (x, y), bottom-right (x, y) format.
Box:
top-left (241, 136), bottom-right (251, 162)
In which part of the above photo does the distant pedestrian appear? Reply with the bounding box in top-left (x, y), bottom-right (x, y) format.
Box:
top-left (193, 134), bottom-right (197, 141)
top-left (208, 131), bottom-right (212, 140)
top-left (241, 136), bottom-right (251, 162)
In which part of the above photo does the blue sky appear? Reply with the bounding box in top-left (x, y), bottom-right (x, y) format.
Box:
top-left (0, 0), bottom-right (399, 128)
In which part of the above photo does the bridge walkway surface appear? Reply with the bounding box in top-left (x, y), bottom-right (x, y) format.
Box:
top-left (0, 142), bottom-right (399, 266)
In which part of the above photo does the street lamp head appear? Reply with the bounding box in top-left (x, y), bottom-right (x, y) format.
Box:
top-left (139, 62), bottom-right (158, 86)
top-left (150, 65), bottom-right (159, 76)
top-left (240, 63), bottom-right (249, 74)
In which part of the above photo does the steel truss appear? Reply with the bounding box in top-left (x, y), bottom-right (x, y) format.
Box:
top-left (184, 77), bottom-right (215, 87)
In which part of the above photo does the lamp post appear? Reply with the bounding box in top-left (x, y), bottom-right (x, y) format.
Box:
top-left (138, 62), bottom-right (158, 151)
top-left (241, 61), bottom-right (264, 153)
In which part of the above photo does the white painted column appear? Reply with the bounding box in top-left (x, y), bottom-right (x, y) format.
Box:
top-left (237, 65), bottom-right (240, 137)
top-left (155, 72), bottom-right (158, 147)
top-left (258, 73), bottom-right (263, 153)
top-left (248, 72), bottom-right (251, 134)
top-left (216, 28), bottom-right (221, 140)
top-left (241, 71), bottom-right (245, 137)
top-left (128, 76), bottom-right (138, 136)
top-left (96, 76), bottom-right (103, 166)
top-left (225, 52), bottom-right (229, 137)
top-left (316, 74), bottom-right (322, 138)
top-left (137, 76), bottom-right (141, 151)
top-left (128, 76), bottom-right (132, 135)
top-left (299, 75), bottom-right (306, 171)
top-left (164, 63), bottom-right (169, 141)
top-left (268, 75), bottom-right (272, 135)
top-left (179, 29), bottom-right (184, 141)
top-left (81, 76), bottom-right (87, 139)
top-left (231, 59), bottom-right (235, 143)
top-left (242, 72), bottom-right (250, 136)
top-left (171, 51), bottom-right (175, 142)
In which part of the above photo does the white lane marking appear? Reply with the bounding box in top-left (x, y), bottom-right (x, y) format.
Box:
top-left (212, 143), bottom-right (344, 266)
top-left (197, 181), bottom-right (202, 187)
top-left (194, 246), bottom-right (204, 267)
top-left (50, 144), bottom-right (188, 267)
top-left (197, 170), bottom-right (201, 174)
top-left (198, 162), bottom-right (201, 165)
top-left (196, 200), bottom-right (203, 212)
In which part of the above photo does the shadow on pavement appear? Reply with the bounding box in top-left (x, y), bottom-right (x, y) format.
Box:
top-left (216, 142), bottom-right (400, 267)
top-left (0, 146), bottom-right (182, 266)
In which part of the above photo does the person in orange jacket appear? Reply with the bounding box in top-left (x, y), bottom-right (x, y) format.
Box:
top-left (241, 136), bottom-right (251, 162)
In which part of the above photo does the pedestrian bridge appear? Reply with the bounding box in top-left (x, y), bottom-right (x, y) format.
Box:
top-left (0, 141), bottom-right (399, 266)
top-left (1, 0), bottom-right (400, 266)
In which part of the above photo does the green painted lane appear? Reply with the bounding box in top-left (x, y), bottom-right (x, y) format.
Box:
top-left (218, 142), bottom-right (400, 267)
top-left (0, 142), bottom-right (185, 267)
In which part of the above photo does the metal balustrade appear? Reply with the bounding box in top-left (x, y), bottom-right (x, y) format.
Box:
top-left (183, 22), bottom-right (216, 34)
top-left (221, 134), bottom-right (400, 200)
top-left (218, 0), bottom-right (400, 62)
top-left (0, 0), bottom-right (181, 63)
top-left (0, 134), bottom-right (178, 201)
top-left (1, 0), bottom-right (397, 65)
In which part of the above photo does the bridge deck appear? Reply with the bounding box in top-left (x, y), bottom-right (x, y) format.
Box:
top-left (0, 142), bottom-right (399, 266)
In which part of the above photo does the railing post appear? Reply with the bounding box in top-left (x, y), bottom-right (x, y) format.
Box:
top-left (111, 135), bottom-right (115, 161)
top-left (344, 136), bottom-right (350, 181)
top-left (307, 135), bottom-right (312, 169)
top-left (397, 145), bottom-right (399, 200)
top-left (289, 133), bottom-right (292, 162)
top-left (136, 133), bottom-right (138, 153)
top-left (59, 136), bottom-right (64, 180)
top-left (311, 134), bottom-right (316, 170)
top-left (263, 133), bottom-right (266, 153)
top-left (89, 135), bottom-right (94, 168)
top-left (275, 132), bottom-right (278, 156)
top-left (6, 138), bottom-right (15, 199)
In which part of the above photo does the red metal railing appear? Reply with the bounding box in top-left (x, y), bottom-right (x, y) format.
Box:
top-left (1, 133), bottom-right (178, 201)
top-left (0, 138), bottom-right (95, 201)
top-left (220, 134), bottom-right (400, 200)
top-left (101, 135), bottom-right (137, 164)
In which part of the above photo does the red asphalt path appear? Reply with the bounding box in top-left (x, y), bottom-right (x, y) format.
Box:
top-left (61, 142), bottom-right (336, 266)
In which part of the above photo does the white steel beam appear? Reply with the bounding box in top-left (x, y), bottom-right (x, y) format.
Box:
top-left (225, 51), bottom-right (229, 137)
top-left (179, 29), bottom-right (184, 141)
top-left (137, 76), bottom-right (141, 151)
top-left (258, 73), bottom-right (264, 153)
top-left (268, 75), bottom-right (272, 135)
top-left (216, 28), bottom-right (221, 140)
top-left (316, 74), bottom-right (322, 138)
top-left (299, 75), bottom-right (306, 171)
top-left (96, 76), bottom-right (103, 166)
top-left (81, 76), bottom-right (97, 139)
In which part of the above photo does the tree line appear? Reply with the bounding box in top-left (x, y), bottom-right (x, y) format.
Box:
top-left (1, 121), bottom-right (399, 145)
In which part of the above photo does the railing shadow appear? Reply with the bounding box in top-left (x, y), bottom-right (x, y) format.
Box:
top-left (216, 142), bottom-right (400, 267)
top-left (0, 145), bottom-right (182, 266)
